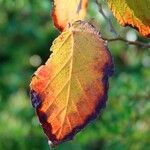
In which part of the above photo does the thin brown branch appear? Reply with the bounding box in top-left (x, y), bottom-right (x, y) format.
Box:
top-left (95, 0), bottom-right (118, 36)
top-left (102, 37), bottom-right (150, 48)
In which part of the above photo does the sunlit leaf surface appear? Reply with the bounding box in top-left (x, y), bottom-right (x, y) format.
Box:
top-left (30, 21), bottom-right (114, 146)
top-left (107, 0), bottom-right (150, 37)
top-left (52, 0), bottom-right (88, 31)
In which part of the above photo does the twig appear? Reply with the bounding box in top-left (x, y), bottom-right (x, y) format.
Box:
top-left (95, 0), bottom-right (118, 36)
top-left (102, 37), bottom-right (150, 48)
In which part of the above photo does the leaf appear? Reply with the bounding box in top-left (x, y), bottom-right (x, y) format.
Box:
top-left (107, 0), bottom-right (150, 37)
top-left (52, 0), bottom-right (88, 31)
top-left (30, 21), bottom-right (114, 146)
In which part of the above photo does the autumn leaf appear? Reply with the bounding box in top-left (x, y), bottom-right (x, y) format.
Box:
top-left (30, 21), bottom-right (114, 146)
top-left (107, 0), bottom-right (150, 37)
top-left (52, 0), bottom-right (88, 31)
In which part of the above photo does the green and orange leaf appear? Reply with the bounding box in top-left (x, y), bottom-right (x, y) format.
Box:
top-left (30, 21), bottom-right (113, 146)
top-left (52, 0), bottom-right (88, 31)
top-left (107, 0), bottom-right (150, 37)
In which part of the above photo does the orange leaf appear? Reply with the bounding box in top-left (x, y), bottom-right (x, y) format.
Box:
top-left (107, 0), bottom-right (150, 37)
top-left (52, 0), bottom-right (88, 31)
top-left (30, 21), bottom-right (114, 146)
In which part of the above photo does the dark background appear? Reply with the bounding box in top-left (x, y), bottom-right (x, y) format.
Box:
top-left (0, 0), bottom-right (150, 149)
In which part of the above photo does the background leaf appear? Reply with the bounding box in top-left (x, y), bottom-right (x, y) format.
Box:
top-left (52, 0), bottom-right (88, 31)
top-left (107, 0), bottom-right (150, 37)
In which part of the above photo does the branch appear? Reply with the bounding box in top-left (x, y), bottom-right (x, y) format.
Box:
top-left (102, 37), bottom-right (150, 48)
top-left (95, 0), bottom-right (150, 49)
top-left (95, 0), bottom-right (118, 36)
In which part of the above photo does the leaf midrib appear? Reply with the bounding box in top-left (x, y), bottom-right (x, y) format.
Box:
top-left (58, 31), bottom-right (75, 138)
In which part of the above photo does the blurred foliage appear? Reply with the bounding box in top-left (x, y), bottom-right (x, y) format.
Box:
top-left (0, 0), bottom-right (150, 150)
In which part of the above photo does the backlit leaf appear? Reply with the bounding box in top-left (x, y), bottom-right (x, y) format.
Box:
top-left (30, 21), bottom-right (114, 146)
top-left (107, 0), bottom-right (150, 37)
top-left (52, 0), bottom-right (88, 31)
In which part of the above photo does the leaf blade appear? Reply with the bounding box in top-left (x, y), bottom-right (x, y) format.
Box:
top-left (30, 21), bottom-right (114, 146)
